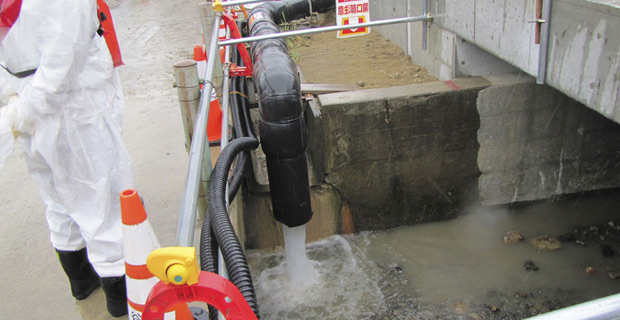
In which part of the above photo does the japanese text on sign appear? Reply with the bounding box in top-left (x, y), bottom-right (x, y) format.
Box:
top-left (336, 0), bottom-right (370, 38)
top-left (337, 3), bottom-right (369, 15)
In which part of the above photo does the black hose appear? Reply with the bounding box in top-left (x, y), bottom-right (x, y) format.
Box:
top-left (200, 137), bottom-right (260, 318)
top-left (227, 47), bottom-right (253, 201)
top-left (239, 78), bottom-right (257, 139)
top-left (199, 209), bottom-right (219, 274)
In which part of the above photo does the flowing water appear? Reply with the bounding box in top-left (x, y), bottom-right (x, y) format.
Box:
top-left (281, 224), bottom-right (319, 286)
top-left (247, 190), bottom-right (620, 319)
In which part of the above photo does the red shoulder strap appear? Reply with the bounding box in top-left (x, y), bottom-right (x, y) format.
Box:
top-left (0, 0), bottom-right (22, 29)
top-left (96, 0), bottom-right (123, 67)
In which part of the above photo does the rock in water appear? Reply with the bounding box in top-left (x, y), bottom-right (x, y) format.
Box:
top-left (529, 235), bottom-right (562, 250)
top-left (601, 245), bottom-right (614, 257)
top-left (524, 260), bottom-right (539, 271)
top-left (504, 230), bottom-right (524, 244)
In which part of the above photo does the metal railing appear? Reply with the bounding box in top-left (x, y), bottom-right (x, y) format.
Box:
top-left (174, 13), bottom-right (222, 247)
top-left (218, 15), bottom-right (432, 46)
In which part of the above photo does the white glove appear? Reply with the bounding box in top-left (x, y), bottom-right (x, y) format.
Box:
top-left (0, 96), bottom-right (34, 136)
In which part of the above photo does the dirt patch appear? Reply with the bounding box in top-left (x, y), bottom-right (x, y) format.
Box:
top-left (294, 29), bottom-right (437, 89)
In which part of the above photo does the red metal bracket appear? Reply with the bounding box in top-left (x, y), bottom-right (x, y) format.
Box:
top-left (141, 271), bottom-right (258, 320)
top-left (221, 13), bottom-right (254, 77)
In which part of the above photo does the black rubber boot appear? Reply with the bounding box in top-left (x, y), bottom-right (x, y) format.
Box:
top-left (55, 248), bottom-right (100, 300)
top-left (100, 275), bottom-right (128, 317)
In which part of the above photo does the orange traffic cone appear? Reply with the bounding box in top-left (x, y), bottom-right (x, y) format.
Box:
top-left (207, 93), bottom-right (222, 144)
top-left (120, 190), bottom-right (193, 319)
top-left (193, 45), bottom-right (222, 144)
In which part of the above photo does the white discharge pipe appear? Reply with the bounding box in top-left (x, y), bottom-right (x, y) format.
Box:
top-left (525, 293), bottom-right (620, 320)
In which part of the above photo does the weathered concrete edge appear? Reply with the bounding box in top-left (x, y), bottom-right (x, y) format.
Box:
top-left (317, 75), bottom-right (532, 107)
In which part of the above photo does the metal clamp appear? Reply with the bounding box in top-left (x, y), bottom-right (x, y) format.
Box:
top-left (213, 0), bottom-right (223, 12)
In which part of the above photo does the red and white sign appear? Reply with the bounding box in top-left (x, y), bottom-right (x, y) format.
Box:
top-left (336, 0), bottom-right (370, 38)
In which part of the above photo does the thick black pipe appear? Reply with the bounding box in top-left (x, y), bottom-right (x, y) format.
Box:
top-left (199, 137), bottom-right (260, 318)
top-left (248, 0), bottom-right (333, 227)
top-left (259, 0), bottom-right (335, 24)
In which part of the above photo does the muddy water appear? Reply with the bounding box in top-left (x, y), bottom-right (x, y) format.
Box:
top-left (248, 190), bottom-right (620, 319)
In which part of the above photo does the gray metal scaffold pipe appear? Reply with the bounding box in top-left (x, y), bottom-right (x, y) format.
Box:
top-left (220, 15), bottom-right (432, 46)
top-left (175, 14), bottom-right (221, 248)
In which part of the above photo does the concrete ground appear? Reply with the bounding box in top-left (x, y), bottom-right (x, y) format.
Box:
top-left (0, 0), bottom-right (203, 318)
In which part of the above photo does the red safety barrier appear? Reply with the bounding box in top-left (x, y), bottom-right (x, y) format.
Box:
top-left (141, 271), bottom-right (258, 320)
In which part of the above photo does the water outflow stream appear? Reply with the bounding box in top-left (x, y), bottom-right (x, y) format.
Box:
top-left (248, 190), bottom-right (620, 319)
top-left (281, 224), bottom-right (319, 286)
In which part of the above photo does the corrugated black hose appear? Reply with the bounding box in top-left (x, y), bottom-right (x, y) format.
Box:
top-left (199, 137), bottom-right (260, 319)
top-left (227, 46), bottom-right (252, 201)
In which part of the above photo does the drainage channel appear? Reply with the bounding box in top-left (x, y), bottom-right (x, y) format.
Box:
top-left (248, 190), bottom-right (620, 319)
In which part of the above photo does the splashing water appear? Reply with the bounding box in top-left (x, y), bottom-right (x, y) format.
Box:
top-left (248, 191), bottom-right (620, 319)
top-left (248, 233), bottom-right (389, 319)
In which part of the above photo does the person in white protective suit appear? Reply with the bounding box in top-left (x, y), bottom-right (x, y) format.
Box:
top-left (0, 0), bottom-right (132, 317)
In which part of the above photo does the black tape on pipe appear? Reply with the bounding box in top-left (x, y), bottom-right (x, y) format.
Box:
top-left (248, 0), bottom-right (335, 227)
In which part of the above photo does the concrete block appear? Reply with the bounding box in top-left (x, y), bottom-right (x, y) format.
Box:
top-left (478, 113), bottom-right (528, 147)
top-left (523, 106), bottom-right (566, 141)
top-left (478, 170), bottom-right (523, 205)
top-left (477, 83), bottom-right (535, 117)
top-left (520, 161), bottom-right (580, 200)
top-left (522, 137), bottom-right (566, 167)
top-left (478, 77), bottom-right (620, 206)
top-left (320, 82), bottom-right (483, 230)
top-left (441, 119), bottom-right (480, 152)
top-left (575, 156), bottom-right (620, 190)
top-left (477, 143), bottom-right (523, 172)
top-left (441, 149), bottom-right (481, 182)
top-left (243, 184), bottom-right (342, 249)
top-left (583, 131), bottom-right (620, 159)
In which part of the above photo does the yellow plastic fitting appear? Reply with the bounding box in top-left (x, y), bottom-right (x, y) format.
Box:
top-left (213, 0), bottom-right (223, 12)
top-left (146, 247), bottom-right (200, 286)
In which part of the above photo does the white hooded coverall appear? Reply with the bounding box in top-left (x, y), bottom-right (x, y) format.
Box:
top-left (0, 0), bottom-right (134, 277)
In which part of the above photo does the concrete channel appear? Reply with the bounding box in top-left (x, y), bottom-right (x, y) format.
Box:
top-left (241, 73), bottom-right (620, 249)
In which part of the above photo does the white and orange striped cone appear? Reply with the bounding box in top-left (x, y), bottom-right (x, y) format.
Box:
top-left (120, 190), bottom-right (193, 319)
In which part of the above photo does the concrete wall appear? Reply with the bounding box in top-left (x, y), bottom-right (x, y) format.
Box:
top-left (314, 75), bottom-right (620, 234)
top-left (243, 184), bottom-right (345, 249)
top-left (478, 75), bottom-right (620, 205)
top-left (243, 75), bottom-right (620, 247)
top-left (316, 78), bottom-right (486, 231)
top-left (368, 0), bottom-right (620, 125)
